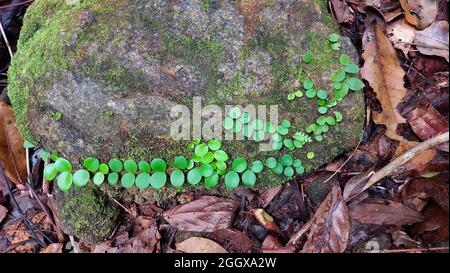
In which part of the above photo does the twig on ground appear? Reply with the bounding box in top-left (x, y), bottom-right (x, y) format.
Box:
top-left (0, 20), bottom-right (13, 58)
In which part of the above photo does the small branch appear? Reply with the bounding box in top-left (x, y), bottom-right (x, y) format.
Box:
top-left (379, 246), bottom-right (449, 253)
top-left (0, 20), bottom-right (13, 58)
top-left (0, 0), bottom-right (34, 10)
top-left (365, 132), bottom-right (449, 191)
top-left (69, 235), bottom-right (80, 253)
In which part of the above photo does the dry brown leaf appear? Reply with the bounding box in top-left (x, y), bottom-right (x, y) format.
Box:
top-left (39, 243), bottom-right (63, 253)
top-left (330, 0), bottom-right (354, 23)
top-left (301, 184), bottom-right (350, 253)
top-left (262, 235), bottom-right (295, 253)
top-left (0, 101), bottom-right (27, 184)
top-left (343, 170), bottom-right (375, 201)
top-left (400, 0), bottom-right (438, 29)
top-left (0, 204), bottom-right (7, 223)
top-left (414, 21), bottom-right (449, 62)
top-left (176, 237), bottom-right (228, 253)
top-left (163, 196), bottom-right (238, 232)
top-left (251, 208), bottom-right (281, 234)
top-left (211, 229), bottom-right (254, 253)
top-left (361, 23), bottom-right (410, 143)
top-left (387, 18), bottom-right (416, 56)
top-left (350, 199), bottom-right (424, 226)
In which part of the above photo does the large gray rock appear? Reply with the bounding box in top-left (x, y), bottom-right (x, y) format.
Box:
top-left (9, 0), bottom-right (365, 189)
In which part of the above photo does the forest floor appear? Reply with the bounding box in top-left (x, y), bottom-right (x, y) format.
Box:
top-left (0, 0), bottom-right (448, 253)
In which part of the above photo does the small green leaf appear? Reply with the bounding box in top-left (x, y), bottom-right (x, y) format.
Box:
top-left (346, 77), bottom-right (365, 91)
top-left (293, 159), bottom-right (302, 168)
top-left (99, 163), bottom-right (109, 174)
top-left (328, 33), bottom-right (340, 42)
top-left (57, 172), bottom-right (73, 192)
top-left (242, 124), bottom-right (255, 138)
top-left (272, 163), bottom-right (284, 174)
top-left (195, 143), bottom-right (209, 157)
top-left (138, 161), bottom-right (151, 173)
top-left (121, 173), bottom-right (135, 188)
top-left (174, 156), bottom-right (188, 169)
top-left (264, 122), bottom-right (276, 134)
top-left (151, 158), bottom-right (167, 172)
top-left (225, 171), bottom-right (240, 189)
top-left (305, 123), bottom-right (317, 133)
top-left (123, 159), bottom-right (138, 173)
top-left (228, 107), bottom-right (242, 119)
top-left (293, 140), bottom-right (303, 148)
top-left (315, 135), bottom-right (324, 142)
top-left (280, 154), bottom-right (293, 167)
top-left (307, 152), bottom-right (315, 159)
top-left (200, 163), bottom-right (214, 177)
top-left (306, 89), bottom-right (317, 98)
top-left (93, 172), bottom-right (105, 186)
top-left (334, 111), bottom-right (343, 122)
top-left (108, 159), bottom-right (123, 173)
top-left (251, 119), bottom-right (264, 131)
top-left (238, 112), bottom-right (251, 124)
top-left (136, 173), bottom-right (151, 189)
top-left (55, 158), bottom-right (72, 173)
top-left (287, 93), bottom-right (296, 101)
top-left (326, 116), bottom-right (336, 125)
top-left (303, 80), bottom-right (314, 89)
top-left (251, 160), bottom-right (264, 173)
top-left (331, 42), bottom-right (340, 51)
top-left (284, 166), bottom-right (294, 177)
top-left (283, 139), bottom-right (294, 150)
top-left (265, 157), bottom-right (277, 169)
top-left (333, 82), bottom-right (342, 90)
top-left (345, 63), bottom-right (360, 74)
top-left (232, 121), bottom-right (243, 133)
top-left (232, 157), bottom-right (248, 173)
top-left (278, 126), bottom-right (289, 136)
top-left (23, 140), bottom-right (35, 149)
top-left (295, 166), bottom-right (305, 175)
top-left (242, 170), bottom-right (256, 187)
top-left (295, 90), bottom-right (304, 98)
top-left (200, 152), bottom-right (215, 164)
top-left (281, 119), bottom-right (291, 128)
top-left (331, 70), bottom-right (346, 83)
top-left (204, 172), bottom-right (219, 188)
top-left (303, 54), bottom-right (312, 63)
top-left (316, 116), bottom-right (327, 126)
top-left (318, 107), bottom-right (328, 114)
top-left (150, 172), bottom-right (167, 189)
top-left (73, 169), bottom-right (90, 187)
top-left (333, 84), bottom-right (349, 101)
top-left (216, 161), bottom-right (227, 171)
top-left (83, 157), bottom-right (100, 172)
top-left (108, 173), bottom-right (119, 185)
top-left (170, 169), bottom-right (185, 188)
top-left (44, 163), bottom-right (57, 181)
top-left (214, 150), bottom-right (229, 162)
top-left (316, 89), bottom-right (328, 100)
top-left (223, 117), bottom-right (234, 130)
top-left (320, 124), bottom-right (330, 133)
top-left (187, 168), bottom-right (202, 185)
top-left (272, 141), bottom-right (283, 151)
top-left (186, 160), bottom-right (195, 170)
top-left (207, 139), bottom-right (222, 151)
top-left (252, 130), bottom-right (265, 142)
top-left (339, 54), bottom-right (351, 65)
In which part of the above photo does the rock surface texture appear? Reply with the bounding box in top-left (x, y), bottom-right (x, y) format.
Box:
top-left (9, 0), bottom-right (365, 190)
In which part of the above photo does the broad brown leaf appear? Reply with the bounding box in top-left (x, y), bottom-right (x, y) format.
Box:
top-left (163, 196), bottom-right (238, 232)
top-left (0, 204), bottom-right (7, 223)
top-left (301, 184), bottom-right (350, 253)
top-left (414, 21), bottom-right (449, 62)
top-left (350, 199), bottom-right (424, 226)
top-left (176, 237), bottom-right (228, 253)
top-left (400, 0), bottom-right (438, 29)
top-left (0, 101), bottom-right (27, 184)
top-left (330, 0), bottom-right (354, 24)
top-left (361, 23), bottom-right (410, 143)
top-left (387, 18), bottom-right (416, 56)
top-left (210, 229), bottom-right (255, 253)
top-left (262, 235), bottom-right (295, 253)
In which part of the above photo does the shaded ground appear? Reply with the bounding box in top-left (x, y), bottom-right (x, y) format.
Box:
top-left (0, 0), bottom-right (448, 253)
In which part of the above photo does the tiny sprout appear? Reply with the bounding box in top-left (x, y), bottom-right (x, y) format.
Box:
top-left (136, 173), bottom-right (151, 189)
top-left (303, 80), bottom-right (314, 89)
top-left (99, 163), bottom-right (109, 174)
top-left (307, 152), bottom-right (315, 159)
top-left (303, 54), bottom-right (312, 64)
top-left (305, 89), bottom-right (317, 98)
top-left (93, 172), bottom-right (105, 186)
top-left (287, 93), bottom-right (296, 101)
top-left (294, 90), bottom-right (303, 97)
top-left (331, 42), bottom-right (341, 51)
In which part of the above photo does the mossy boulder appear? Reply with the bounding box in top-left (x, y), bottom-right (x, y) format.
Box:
top-left (8, 0), bottom-right (364, 192)
top-left (56, 183), bottom-right (120, 243)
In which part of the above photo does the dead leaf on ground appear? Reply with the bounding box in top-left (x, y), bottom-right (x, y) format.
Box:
top-left (411, 205), bottom-right (449, 244)
top-left (176, 237), bottom-right (228, 253)
top-left (251, 209), bottom-right (281, 234)
top-left (330, 0), bottom-right (354, 24)
top-left (343, 170), bottom-right (376, 201)
top-left (301, 184), bottom-right (350, 253)
top-left (390, 149), bottom-right (437, 178)
top-left (210, 229), bottom-right (255, 253)
top-left (258, 186), bottom-right (281, 208)
top-left (414, 21), bottom-right (449, 62)
top-left (0, 101), bottom-right (27, 184)
top-left (261, 235), bottom-right (295, 253)
top-left (130, 224), bottom-right (161, 253)
top-left (40, 243), bottom-right (63, 253)
top-left (0, 204), bottom-right (7, 224)
top-left (361, 22), bottom-right (411, 143)
top-left (387, 228), bottom-right (421, 248)
top-left (350, 199), bottom-right (424, 226)
top-left (400, 0), bottom-right (438, 29)
top-left (387, 18), bottom-right (416, 56)
top-left (163, 196), bottom-right (238, 233)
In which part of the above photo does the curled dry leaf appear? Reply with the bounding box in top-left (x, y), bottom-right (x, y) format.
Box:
top-left (343, 170), bottom-right (376, 201)
top-left (410, 206), bottom-right (449, 244)
top-left (176, 237), bottom-right (228, 253)
top-left (329, 0), bottom-right (354, 24)
top-left (0, 101), bottom-right (27, 184)
top-left (251, 208), bottom-right (281, 234)
top-left (361, 23), bottom-right (410, 143)
top-left (211, 229), bottom-right (254, 253)
top-left (414, 21), bottom-right (449, 62)
top-left (400, 0), bottom-right (438, 30)
top-left (0, 204), bottom-right (7, 223)
top-left (387, 18), bottom-right (416, 56)
top-left (301, 184), bottom-right (350, 253)
top-left (262, 235), bottom-right (295, 253)
top-left (350, 199), bottom-right (424, 226)
top-left (163, 196), bottom-right (238, 232)
top-left (39, 243), bottom-right (64, 253)
top-left (386, 227), bottom-right (421, 248)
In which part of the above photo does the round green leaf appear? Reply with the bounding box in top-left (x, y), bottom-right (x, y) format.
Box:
top-left (216, 161), bottom-right (227, 171)
top-left (99, 163), bottom-right (109, 174)
top-left (93, 172), bottom-right (105, 186)
top-left (252, 130), bottom-right (265, 142)
top-left (138, 161), bottom-right (151, 173)
top-left (242, 170), bottom-right (256, 187)
top-left (346, 77), bottom-right (365, 91)
top-left (186, 160), bottom-right (195, 170)
top-left (187, 168), bottom-right (202, 185)
top-left (150, 172), bottom-right (167, 189)
top-left (307, 152), bottom-right (315, 159)
top-left (232, 121), bottom-right (243, 133)
top-left (44, 163), bottom-right (57, 181)
top-left (73, 169), bottom-right (90, 187)
top-left (345, 63), bottom-right (360, 74)
top-left (317, 89), bottom-right (328, 100)
top-left (239, 112), bottom-right (251, 124)
top-left (284, 166), bottom-right (294, 177)
top-left (223, 117), bottom-right (234, 129)
top-left (265, 157), bottom-right (277, 169)
top-left (316, 116), bottom-right (327, 126)
top-left (207, 139), bottom-right (222, 151)
top-left (281, 119), bottom-right (291, 128)
top-left (295, 166), bottom-right (305, 175)
top-left (280, 154), bottom-right (293, 167)
top-left (57, 172), bottom-right (73, 192)
top-left (225, 171), bottom-right (240, 189)
top-left (333, 84), bottom-right (349, 101)
top-left (242, 124), bottom-right (255, 138)
top-left (108, 159), bottom-right (123, 173)
top-left (278, 126), bottom-right (289, 136)
top-left (331, 42), bottom-right (340, 51)
top-left (315, 135), bottom-right (324, 142)
top-left (272, 163), bottom-right (284, 174)
top-left (124, 160), bottom-right (138, 173)
top-left (264, 122), bottom-right (276, 134)
top-left (303, 80), bottom-right (314, 89)
top-left (306, 89), bottom-right (317, 98)
top-left (200, 152), bottom-right (215, 164)
top-left (170, 169), bottom-right (185, 188)
top-left (251, 119), bottom-right (264, 131)
top-left (333, 82), bottom-right (342, 89)
top-left (272, 141), bottom-right (283, 151)
top-left (328, 33), bottom-right (340, 42)
top-left (108, 173), bottom-right (119, 185)
top-left (320, 124), bottom-right (330, 133)
top-left (339, 54), bottom-right (351, 65)
top-left (55, 158), bottom-right (72, 173)
top-left (136, 173), bottom-right (151, 189)
top-left (204, 172), bottom-right (219, 188)
top-left (287, 93), bottom-right (296, 101)
top-left (318, 107), bottom-right (328, 114)
top-left (334, 111), bottom-right (343, 122)
top-left (214, 150), bottom-right (229, 162)
top-left (83, 157), bottom-right (100, 172)
top-left (326, 116), bottom-right (336, 125)
top-left (251, 160), bottom-right (264, 174)
top-left (295, 90), bottom-right (304, 98)
top-left (121, 173), bottom-right (135, 188)
top-left (151, 158), bottom-right (167, 172)
top-left (293, 159), bottom-right (302, 168)
top-left (232, 157), bottom-right (248, 173)
top-left (306, 123), bottom-right (317, 133)
top-left (228, 107), bottom-right (242, 119)
top-left (200, 164), bottom-right (214, 177)
top-left (195, 144), bottom-right (209, 157)
top-left (303, 54), bottom-right (312, 63)
top-left (331, 71), bottom-right (346, 83)
top-left (283, 139), bottom-right (294, 150)
top-left (174, 156), bottom-right (188, 169)
top-left (293, 140), bottom-right (303, 148)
